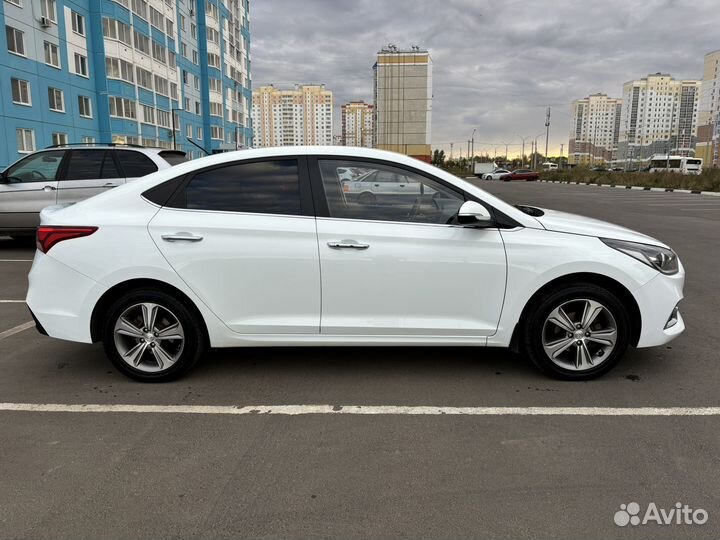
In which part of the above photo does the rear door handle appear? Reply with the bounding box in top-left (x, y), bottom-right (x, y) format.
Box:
top-left (327, 241), bottom-right (369, 250)
top-left (161, 233), bottom-right (203, 242)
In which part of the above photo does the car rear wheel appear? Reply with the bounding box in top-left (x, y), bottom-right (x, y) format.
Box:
top-left (102, 289), bottom-right (206, 382)
top-left (521, 283), bottom-right (630, 380)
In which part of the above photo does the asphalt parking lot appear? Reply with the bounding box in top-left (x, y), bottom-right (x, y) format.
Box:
top-left (1, 181), bottom-right (719, 539)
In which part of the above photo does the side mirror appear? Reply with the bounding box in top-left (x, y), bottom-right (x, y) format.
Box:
top-left (0, 171), bottom-right (8, 184)
top-left (457, 201), bottom-right (493, 226)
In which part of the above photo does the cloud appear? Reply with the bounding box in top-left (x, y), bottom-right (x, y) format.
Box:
top-left (251, 0), bottom-right (718, 156)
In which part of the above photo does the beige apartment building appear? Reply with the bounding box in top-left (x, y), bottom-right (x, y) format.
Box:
top-left (251, 84), bottom-right (333, 147)
top-left (696, 49), bottom-right (720, 167)
top-left (373, 45), bottom-right (432, 162)
top-left (341, 101), bottom-right (374, 147)
top-left (617, 73), bottom-right (700, 162)
top-left (568, 94), bottom-right (622, 165)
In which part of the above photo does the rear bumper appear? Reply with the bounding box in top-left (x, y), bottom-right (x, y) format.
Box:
top-left (633, 266), bottom-right (685, 347)
top-left (26, 252), bottom-right (107, 343)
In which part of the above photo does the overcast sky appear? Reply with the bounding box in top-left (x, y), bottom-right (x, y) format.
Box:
top-left (251, 0), bottom-right (718, 157)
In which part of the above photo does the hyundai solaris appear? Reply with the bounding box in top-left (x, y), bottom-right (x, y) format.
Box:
top-left (26, 147), bottom-right (685, 381)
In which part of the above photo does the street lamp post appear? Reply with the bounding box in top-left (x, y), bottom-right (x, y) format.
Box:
top-left (470, 129), bottom-right (476, 172)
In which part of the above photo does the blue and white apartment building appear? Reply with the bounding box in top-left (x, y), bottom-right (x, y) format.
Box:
top-left (0, 0), bottom-right (251, 167)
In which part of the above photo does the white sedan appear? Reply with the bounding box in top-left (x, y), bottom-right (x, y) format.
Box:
top-left (26, 147), bottom-right (685, 382)
top-left (484, 169), bottom-right (511, 180)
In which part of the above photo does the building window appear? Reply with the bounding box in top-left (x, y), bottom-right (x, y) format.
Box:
top-left (141, 104), bottom-right (155, 124)
top-left (131, 0), bottom-right (147, 20)
top-left (48, 87), bottom-right (64, 112)
top-left (11, 78), bottom-right (31, 105)
top-left (102, 18), bottom-right (132, 46)
top-left (165, 18), bottom-right (174, 36)
top-left (51, 132), bottom-right (68, 146)
top-left (211, 126), bottom-right (223, 140)
top-left (207, 53), bottom-right (220, 69)
top-left (196, 127), bottom-right (202, 140)
top-left (82, 135), bottom-right (96, 144)
top-left (71, 11), bottom-right (85, 36)
top-left (210, 102), bottom-right (223, 117)
top-left (133, 30), bottom-right (149, 54)
top-left (43, 41), bottom-right (60, 68)
top-left (106, 57), bottom-right (134, 83)
top-left (156, 109), bottom-right (170, 128)
top-left (16, 128), bottom-right (35, 153)
top-left (192, 50), bottom-right (198, 64)
top-left (6, 26), bottom-right (25, 56)
top-left (78, 95), bottom-right (92, 118)
top-left (154, 75), bottom-right (168, 96)
top-left (152, 41), bottom-right (166, 63)
top-left (74, 53), bottom-right (88, 76)
top-left (41, 0), bottom-right (57, 22)
top-left (136, 66), bottom-right (152, 89)
top-left (186, 124), bottom-right (193, 138)
top-left (149, 6), bottom-right (164, 30)
top-left (109, 96), bottom-right (136, 119)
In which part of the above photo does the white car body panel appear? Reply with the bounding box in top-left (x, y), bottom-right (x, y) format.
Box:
top-left (25, 146), bottom-right (685, 355)
top-left (316, 217), bottom-right (506, 337)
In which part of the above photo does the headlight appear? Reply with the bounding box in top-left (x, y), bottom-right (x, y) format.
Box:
top-left (601, 238), bottom-right (679, 275)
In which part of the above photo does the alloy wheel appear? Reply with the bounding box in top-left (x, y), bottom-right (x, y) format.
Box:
top-left (113, 303), bottom-right (185, 373)
top-left (541, 298), bottom-right (618, 371)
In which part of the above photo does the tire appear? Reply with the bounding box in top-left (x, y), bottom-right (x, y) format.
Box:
top-left (102, 289), bottom-right (206, 382)
top-left (520, 283), bottom-right (630, 380)
top-left (486, 175), bottom-right (493, 181)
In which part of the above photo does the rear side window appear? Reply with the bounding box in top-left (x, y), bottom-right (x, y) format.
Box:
top-left (173, 159), bottom-right (302, 215)
top-left (117, 151), bottom-right (158, 177)
top-left (158, 151), bottom-right (187, 166)
top-left (63, 150), bottom-right (119, 181)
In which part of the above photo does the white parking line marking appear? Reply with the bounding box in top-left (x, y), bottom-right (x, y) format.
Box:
top-left (0, 259), bottom-right (32, 262)
top-left (0, 321), bottom-right (34, 340)
top-left (1, 403), bottom-right (720, 416)
top-left (0, 300), bottom-right (26, 303)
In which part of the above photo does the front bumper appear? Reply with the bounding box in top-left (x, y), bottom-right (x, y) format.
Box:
top-left (633, 265), bottom-right (685, 347)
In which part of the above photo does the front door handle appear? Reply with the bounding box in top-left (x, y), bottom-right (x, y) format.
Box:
top-left (161, 233), bottom-right (204, 242)
top-left (43, 185), bottom-right (56, 192)
top-left (102, 182), bottom-right (119, 188)
top-left (327, 241), bottom-right (369, 250)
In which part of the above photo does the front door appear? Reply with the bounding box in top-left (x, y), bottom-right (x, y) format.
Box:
top-left (0, 150), bottom-right (64, 231)
top-left (148, 157), bottom-right (321, 334)
top-left (57, 149), bottom-right (124, 204)
top-left (313, 158), bottom-right (507, 337)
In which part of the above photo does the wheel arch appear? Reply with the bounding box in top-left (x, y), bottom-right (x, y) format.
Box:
top-left (90, 278), bottom-right (210, 344)
top-left (510, 272), bottom-right (642, 350)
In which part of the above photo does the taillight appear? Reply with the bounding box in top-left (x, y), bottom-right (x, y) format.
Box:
top-left (36, 226), bottom-right (98, 253)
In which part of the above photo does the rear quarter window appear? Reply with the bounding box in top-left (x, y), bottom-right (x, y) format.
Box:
top-left (117, 151), bottom-right (158, 177)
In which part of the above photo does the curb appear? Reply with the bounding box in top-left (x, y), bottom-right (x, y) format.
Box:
top-left (537, 180), bottom-right (720, 197)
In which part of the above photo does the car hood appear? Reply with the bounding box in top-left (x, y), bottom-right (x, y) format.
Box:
top-left (530, 207), bottom-right (669, 248)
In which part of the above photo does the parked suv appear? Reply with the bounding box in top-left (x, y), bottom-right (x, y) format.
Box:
top-left (0, 144), bottom-right (185, 237)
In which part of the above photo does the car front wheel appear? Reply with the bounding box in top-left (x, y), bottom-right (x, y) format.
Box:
top-left (102, 289), bottom-right (206, 382)
top-left (521, 283), bottom-right (630, 380)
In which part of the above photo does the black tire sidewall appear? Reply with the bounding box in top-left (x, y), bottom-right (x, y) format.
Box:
top-left (523, 284), bottom-right (631, 380)
top-left (102, 289), bottom-right (205, 382)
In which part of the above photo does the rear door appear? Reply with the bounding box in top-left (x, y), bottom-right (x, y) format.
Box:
top-left (0, 150), bottom-right (64, 230)
top-left (57, 149), bottom-right (124, 204)
top-left (148, 157), bottom-right (321, 334)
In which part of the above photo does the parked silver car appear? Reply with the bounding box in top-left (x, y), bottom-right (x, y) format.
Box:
top-left (0, 144), bottom-right (185, 237)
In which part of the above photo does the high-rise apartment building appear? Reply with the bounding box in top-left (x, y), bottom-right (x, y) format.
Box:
top-left (568, 93), bottom-right (622, 165)
top-left (373, 45), bottom-right (432, 162)
top-left (617, 73), bottom-right (700, 162)
top-left (251, 84), bottom-right (333, 147)
top-left (341, 100), bottom-right (373, 147)
top-left (696, 49), bottom-right (720, 167)
top-left (0, 0), bottom-right (252, 167)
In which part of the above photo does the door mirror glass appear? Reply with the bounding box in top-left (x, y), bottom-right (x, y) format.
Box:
top-left (457, 201), bottom-right (493, 226)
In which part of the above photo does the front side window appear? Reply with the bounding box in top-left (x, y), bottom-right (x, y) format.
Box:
top-left (173, 160), bottom-right (302, 215)
top-left (6, 150), bottom-right (63, 180)
top-left (318, 160), bottom-right (464, 225)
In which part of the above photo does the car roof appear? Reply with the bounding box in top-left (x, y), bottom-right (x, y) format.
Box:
top-left (38, 145), bottom-right (183, 157)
